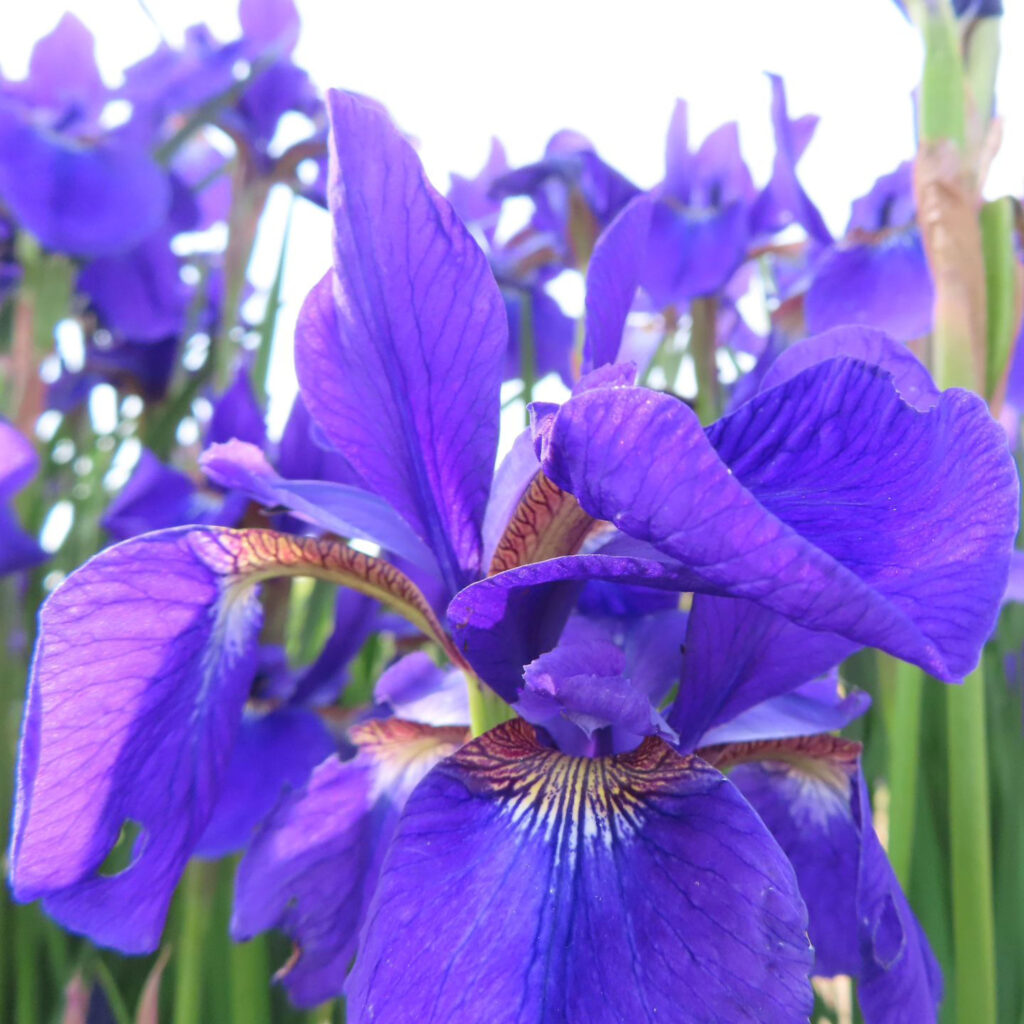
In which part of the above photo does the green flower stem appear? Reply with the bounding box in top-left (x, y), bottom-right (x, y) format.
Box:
top-left (90, 955), bottom-right (133, 1024)
top-left (252, 198), bottom-right (294, 405)
top-left (881, 657), bottom-right (925, 889)
top-left (964, 17), bottom-right (1001, 145)
top-left (945, 667), bottom-right (997, 1024)
top-left (690, 296), bottom-right (720, 425)
top-left (14, 905), bottom-right (39, 1024)
top-left (915, 3), bottom-right (999, 1018)
top-left (467, 673), bottom-right (514, 738)
top-left (172, 862), bottom-right (212, 1024)
top-left (980, 197), bottom-right (1017, 406)
top-left (917, 0), bottom-right (967, 151)
top-left (229, 936), bottom-right (271, 1024)
top-left (214, 166), bottom-right (272, 390)
top-left (307, 1001), bottom-right (340, 1024)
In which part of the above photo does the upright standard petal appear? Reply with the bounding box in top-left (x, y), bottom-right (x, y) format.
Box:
top-left (296, 92), bottom-right (507, 592)
top-left (239, 0), bottom-right (300, 55)
top-left (541, 360), bottom-right (1018, 681)
top-left (348, 719), bottom-right (813, 1023)
top-left (10, 526), bottom-right (458, 950)
top-left (750, 75), bottom-right (831, 246)
top-left (582, 194), bottom-right (654, 372)
top-left (14, 12), bottom-right (105, 116)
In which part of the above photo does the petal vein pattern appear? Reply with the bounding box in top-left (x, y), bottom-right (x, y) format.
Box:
top-left (348, 718), bottom-right (813, 1023)
top-left (296, 91), bottom-right (507, 593)
top-left (9, 525), bottom-right (455, 952)
top-left (487, 472), bottom-right (595, 576)
top-left (541, 359), bottom-right (1018, 679)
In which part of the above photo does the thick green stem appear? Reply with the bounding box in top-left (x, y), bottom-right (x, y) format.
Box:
top-left (980, 197), bottom-right (1017, 407)
top-left (964, 18), bottom-right (1001, 140)
top-left (14, 906), bottom-right (39, 1024)
top-left (915, 3), bottom-right (999, 1017)
top-left (881, 658), bottom-right (925, 889)
top-left (229, 937), bottom-right (271, 1024)
top-left (690, 296), bottom-right (720, 425)
top-left (918, 1), bottom-right (967, 150)
top-left (946, 667), bottom-right (997, 1024)
top-left (214, 168), bottom-right (271, 390)
top-left (172, 862), bottom-right (211, 1024)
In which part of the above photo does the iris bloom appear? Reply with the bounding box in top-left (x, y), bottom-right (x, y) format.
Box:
top-left (0, 14), bottom-right (170, 258)
top-left (490, 131), bottom-right (641, 269)
top-left (8, 91), bottom-right (1018, 1023)
top-left (805, 162), bottom-right (933, 342)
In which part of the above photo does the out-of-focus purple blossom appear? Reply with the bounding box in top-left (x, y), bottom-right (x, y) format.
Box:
top-left (0, 215), bottom-right (21, 304)
top-left (122, 0), bottom-right (323, 180)
top-left (0, 15), bottom-right (171, 258)
top-left (490, 130), bottom-right (641, 269)
top-left (101, 365), bottom-right (263, 542)
top-left (643, 100), bottom-right (757, 306)
top-left (48, 334), bottom-right (182, 415)
top-left (751, 74), bottom-right (832, 247)
top-left (100, 448), bottom-right (246, 542)
top-left (806, 163), bottom-right (933, 342)
top-left (76, 229), bottom-right (191, 343)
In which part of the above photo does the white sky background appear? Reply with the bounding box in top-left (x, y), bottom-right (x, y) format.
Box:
top-left (2, 0), bottom-right (1023, 433)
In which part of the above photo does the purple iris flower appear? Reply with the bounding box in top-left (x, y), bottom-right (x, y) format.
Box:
top-left (806, 162), bottom-right (933, 342)
top-left (123, 0), bottom-right (323, 180)
top-left (490, 130), bottom-right (641, 268)
top-left (565, 76), bottom-right (825, 384)
top-left (641, 99), bottom-right (757, 306)
top-left (0, 419), bottom-right (46, 575)
top-left (0, 14), bottom-right (171, 258)
top-left (449, 140), bottom-right (575, 386)
top-left (750, 74), bottom-right (832, 248)
top-left (8, 89), bottom-right (1018, 1024)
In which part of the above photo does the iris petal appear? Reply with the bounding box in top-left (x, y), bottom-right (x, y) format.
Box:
top-left (9, 526), bottom-right (458, 950)
top-left (348, 719), bottom-right (813, 1023)
top-left (295, 91), bottom-right (507, 593)
top-left (233, 719), bottom-right (466, 1007)
top-left (713, 736), bottom-right (942, 1021)
top-left (542, 359), bottom-right (1017, 682)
